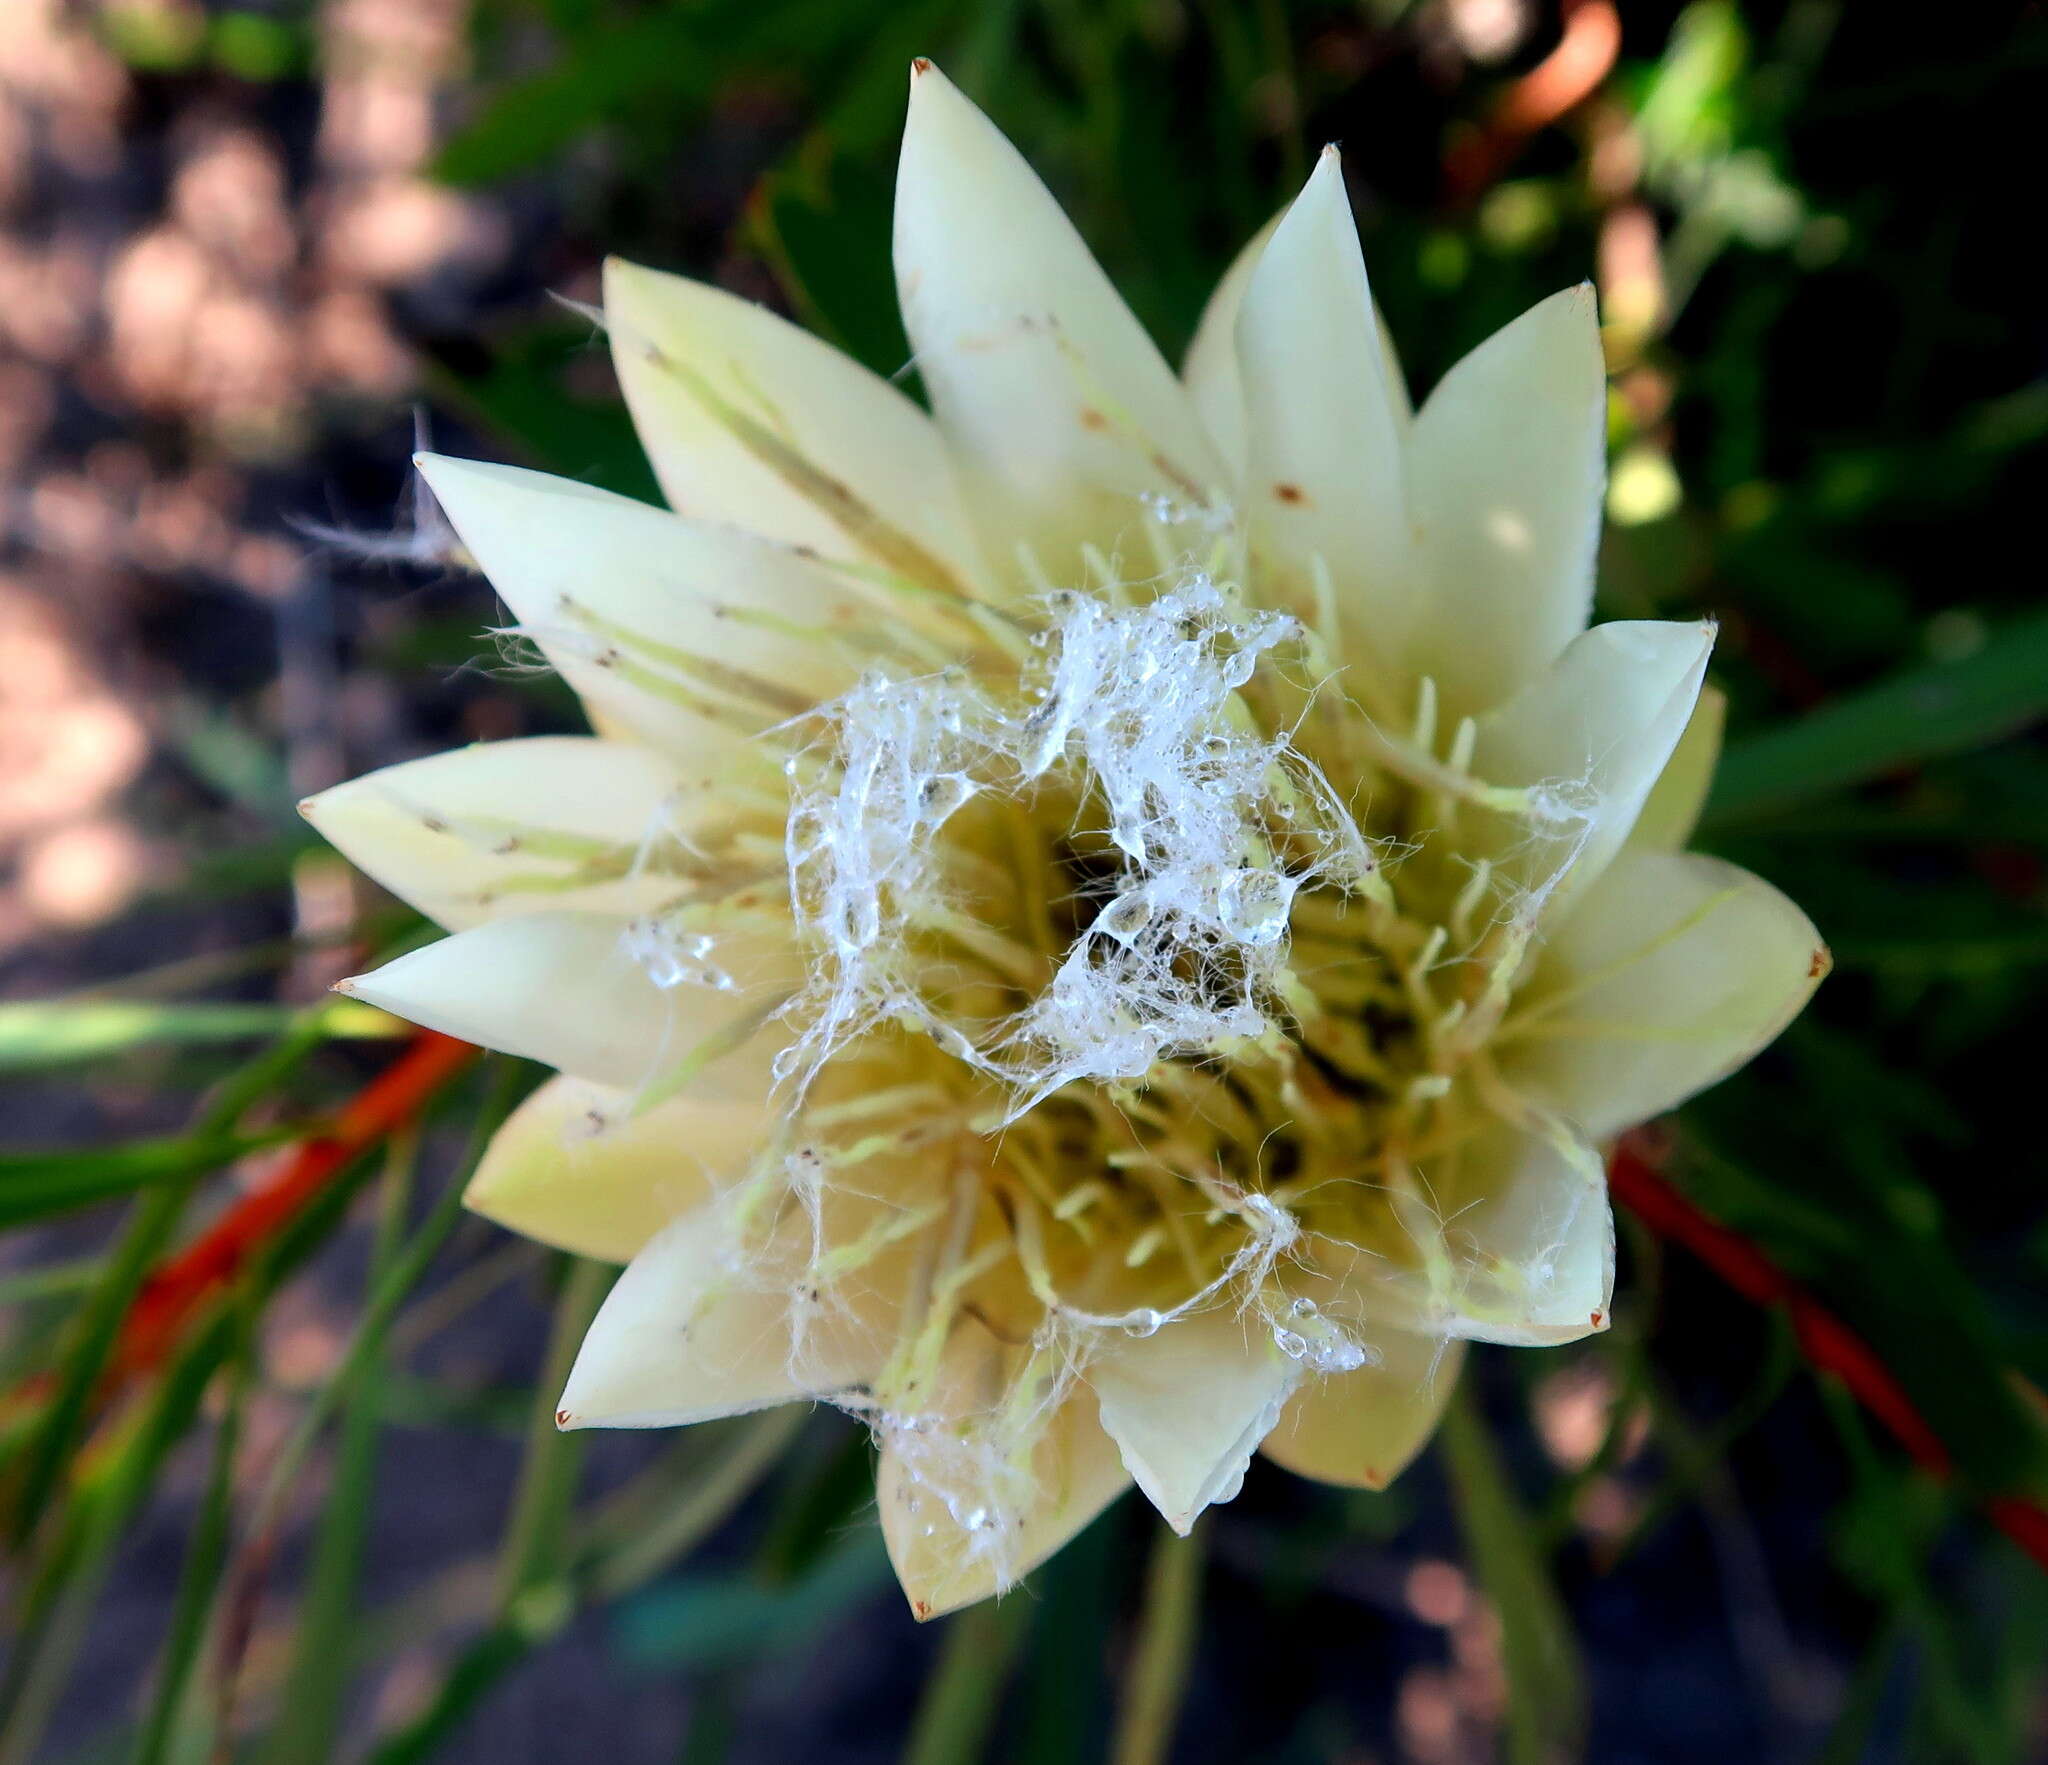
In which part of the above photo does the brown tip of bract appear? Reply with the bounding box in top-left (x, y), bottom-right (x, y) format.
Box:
top-left (555, 1409), bottom-right (574, 1429)
top-left (330, 977), bottom-right (359, 996)
top-left (295, 796), bottom-right (316, 820)
top-left (910, 55), bottom-right (932, 78)
top-left (1319, 140), bottom-right (1341, 161)
top-left (910, 1598), bottom-right (934, 1622)
top-left (1809, 945), bottom-right (1833, 980)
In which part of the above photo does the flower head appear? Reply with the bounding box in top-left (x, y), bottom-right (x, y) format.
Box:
top-left (307, 63), bottom-right (1826, 1619)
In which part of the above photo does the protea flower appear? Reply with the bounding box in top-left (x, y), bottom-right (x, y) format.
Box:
top-left (306, 62), bottom-right (1826, 1619)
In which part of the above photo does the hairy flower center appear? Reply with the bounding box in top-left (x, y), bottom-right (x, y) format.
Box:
top-left (734, 555), bottom-right (1575, 1374)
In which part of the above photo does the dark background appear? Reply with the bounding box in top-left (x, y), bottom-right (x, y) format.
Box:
top-left (2, 2), bottom-right (2046, 1761)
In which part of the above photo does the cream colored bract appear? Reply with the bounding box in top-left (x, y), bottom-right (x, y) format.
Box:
top-left (305, 61), bottom-right (1826, 1620)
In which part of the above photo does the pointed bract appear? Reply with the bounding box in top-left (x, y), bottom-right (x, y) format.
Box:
top-left (337, 909), bottom-right (799, 1092)
top-left (1235, 149), bottom-right (1413, 674)
top-left (604, 258), bottom-right (991, 596)
top-left (1472, 618), bottom-right (1715, 913)
top-left (1406, 285), bottom-right (1608, 720)
top-left (877, 1324), bottom-right (1130, 1620)
top-left (1502, 849), bottom-right (1828, 1139)
top-left (558, 1193), bottom-right (900, 1429)
top-left (894, 61), bottom-right (1220, 578)
top-left (302, 737), bottom-right (696, 931)
top-left (417, 454), bottom-right (916, 749)
top-left (1090, 1307), bottom-right (1301, 1534)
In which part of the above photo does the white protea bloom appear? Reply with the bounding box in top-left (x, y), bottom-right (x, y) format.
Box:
top-left (307, 62), bottom-right (1827, 1619)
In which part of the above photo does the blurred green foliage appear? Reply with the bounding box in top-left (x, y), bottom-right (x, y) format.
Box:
top-left (8, 2), bottom-right (2046, 1761)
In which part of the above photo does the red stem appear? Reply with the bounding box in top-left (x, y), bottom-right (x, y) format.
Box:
top-left (110, 1029), bottom-right (479, 1382)
top-left (1442, 0), bottom-right (1623, 205)
top-left (1608, 1136), bottom-right (2048, 1572)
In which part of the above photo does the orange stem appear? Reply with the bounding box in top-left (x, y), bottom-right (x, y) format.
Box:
top-left (1608, 1135), bottom-right (2048, 1573)
top-left (1443, 0), bottom-right (1623, 205)
top-left (110, 1029), bottom-right (479, 1383)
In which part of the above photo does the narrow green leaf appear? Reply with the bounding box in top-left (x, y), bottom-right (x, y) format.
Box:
top-left (0, 1309), bottom-right (239, 1763)
top-left (900, 1582), bottom-right (1030, 1765)
top-left (236, 1062), bottom-right (529, 1564)
top-left (493, 1257), bottom-right (612, 1607)
top-left (0, 1127), bottom-right (297, 1233)
top-left (1109, 1519), bottom-right (1208, 1765)
top-left (366, 1407), bottom-right (803, 1765)
top-left (579, 1406), bottom-right (806, 1603)
top-left (255, 1136), bottom-right (421, 1765)
top-left (1706, 609), bottom-right (2048, 823)
top-left (131, 1316), bottom-right (256, 1765)
top-left (0, 998), bottom-right (400, 1075)
top-left (6, 1177), bottom-right (208, 1540)
top-left (1014, 1506), bottom-right (1116, 1765)
top-left (1439, 1387), bottom-right (1586, 1765)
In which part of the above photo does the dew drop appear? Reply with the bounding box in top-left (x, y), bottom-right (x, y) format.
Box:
top-left (1098, 890), bottom-right (1154, 945)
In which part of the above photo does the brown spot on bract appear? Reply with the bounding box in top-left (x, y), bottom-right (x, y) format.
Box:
top-left (1273, 482), bottom-right (1307, 505)
top-left (1590, 1311), bottom-right (1604, 1327)
top-left (555, 1410), bottom-right (573, 1428)
top-left (1078, 405), bottom-right (1108, 432)
top-left (912, 1600), bottom-right (933, 1622)
top-left (1809, 946), bottom-right (1831, 979)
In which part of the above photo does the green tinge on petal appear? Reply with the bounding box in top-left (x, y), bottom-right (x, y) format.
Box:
top-left (1501, 848), bottom-right (1828, 1139)
top-left (466, 1073), bottom-right (769, 1264)
top-left (301, 736), bottom-right (702, 932)
top-left (415, 453), bottom-right (910, 749)
top-left (604, 257), bottom-right (992, 603)
top-left (1470, 617), bottom-right (1715, 915)
top-left (1627, 683), bottom-right (1726, 853)
top-left (1400, 1114), bottom-right (1616, 1348)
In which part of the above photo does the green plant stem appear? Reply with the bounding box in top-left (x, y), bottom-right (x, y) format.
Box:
top-left (900, 1593), bottom-right (1030, 1765)
top-left (0, 1310), bottom-right (238, 1765)
top-left (581, 1405), bottom-right (806, 1600)
top-left (130, 1310), bottom-right (256, 1765)
top-left (1440, 1385), bottom-right (1586, 1765)
top-left (1109, 1518), bottom-right (1208, 1765)
top-left (6, 1014), bottom-right (335, 1534)
top-left (236, 1062), bottom-right (525, 1559)
top-left (493, 1256), bottom-right (611, 1606)
top-left (364, 1406), bottom-right (802, 1765)
top-left (253, 1132), bottom-right (422, 1765)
